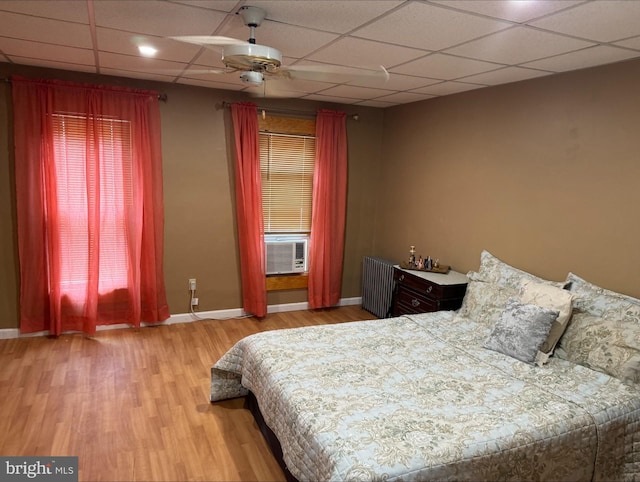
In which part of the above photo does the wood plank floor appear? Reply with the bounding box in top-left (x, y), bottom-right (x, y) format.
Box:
top-left (0, 306), bottom-right (375, 481)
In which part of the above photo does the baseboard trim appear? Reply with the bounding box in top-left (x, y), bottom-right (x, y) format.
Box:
top-left (0, 297), bottom-right (363, 339)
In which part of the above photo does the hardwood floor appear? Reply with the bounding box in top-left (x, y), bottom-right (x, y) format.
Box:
top-left (0, 306), bottom-right (375, 481)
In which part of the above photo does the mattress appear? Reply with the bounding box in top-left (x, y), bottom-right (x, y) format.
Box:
top-left (210, 311), bottom-right (640, 481)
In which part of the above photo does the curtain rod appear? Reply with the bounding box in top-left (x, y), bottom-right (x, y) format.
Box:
top-left (1, 77), bottom-right (168, 102)
top-left (221, 101), bottom-right (359, 121)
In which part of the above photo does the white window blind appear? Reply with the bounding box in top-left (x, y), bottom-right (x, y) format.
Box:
top-left (259, 132), bottom-right (315, 233)
top-left (51, 113), bottom-right (133, 298)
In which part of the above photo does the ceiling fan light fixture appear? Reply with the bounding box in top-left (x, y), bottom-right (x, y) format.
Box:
top-left (240, 71), bottom-right (264, 85)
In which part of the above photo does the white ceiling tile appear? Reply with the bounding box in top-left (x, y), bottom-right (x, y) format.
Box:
top-left (459, 66), bottom-right (551, 85)
top-left (0, 11), bottom-right (92, 48)
top-left (354, 99), bottom-right (397, 108)
top-left (237, 1), bottom-right (403, 34)
top-left (319, 84), bottom-right (396, 100)
top-left (530, 1), bottom-right (640, 42)
top-left (0, 0), bottom-right (89, 23)
top-left (0, 37), bottom-right (94, 66)
top-left (354, 72), bottom-right (441, 90)
top-left (176, 77), bottom-right (246, 90)
top-left (352, 2), bottom-right (512, 51)
top-left (266, 77), bottom-right (327, 96)
top-left (391, 53), bottom-right (500, 80)
top-left (1, 0), bottom-right (639, 106)
top-left (374, 91), bottom-right (436, 104)
top-left (614, 36), bottom-right (640, 51)
top-left (303, 93), bottom-right (361, 104)
top-left (521, 45), bottom-right (640, 72)
top-left (93, 0), bottom-right (228, 36)
top-left (100, 67), bottom-right (178, 83)
top-left (447, 26), bottom-right (595, 64)
top-left (8, 56), bottom-right (97, 74)
top-left (261, 78), bottom-right (334, 95)
top-left (410, 81), bottom-right (484, 96)
top-left (168, 1), bottom-right (239, 13)
top-left (430, 1), bottom-right (583, 23)
top-left (308, 37), bottom-right (426, 70)
top-left (243, 82), bottom-right (310, 99)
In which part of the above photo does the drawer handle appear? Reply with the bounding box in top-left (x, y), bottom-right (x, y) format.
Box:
top-left (399, 274), bottom-right (405, 281)
top-left (411, 298), bottom-right (420, 307)
top-left (426, 286), bottom-right (433, 293)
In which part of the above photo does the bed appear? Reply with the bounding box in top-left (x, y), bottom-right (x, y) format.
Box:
top-left (210, 251), bottom-right (640, 481)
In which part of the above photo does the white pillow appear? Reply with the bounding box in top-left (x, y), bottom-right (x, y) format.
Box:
top-left (520, 280), bottom-right (574, 365)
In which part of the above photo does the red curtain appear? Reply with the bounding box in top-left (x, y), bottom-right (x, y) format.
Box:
top-left (230, 102), bottom-right (267, 317)
top-left (12, 76), bottom-right (170, 335)
top-left (308, 110), bottom-right (348, 308)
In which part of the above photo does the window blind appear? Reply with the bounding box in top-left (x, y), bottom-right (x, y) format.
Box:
top-left (51, 113), bottom-right (133, 297)
top-left (259, 132), bottom-right (315, 233)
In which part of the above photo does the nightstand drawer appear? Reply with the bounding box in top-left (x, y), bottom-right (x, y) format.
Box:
top-left (394, 270), bottom-right (445, 298)
top-left (394, 285), bottom-right (438, 314)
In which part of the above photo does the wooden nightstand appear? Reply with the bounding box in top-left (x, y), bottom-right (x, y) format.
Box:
top-left (392, 266), bottom-right (468, 316)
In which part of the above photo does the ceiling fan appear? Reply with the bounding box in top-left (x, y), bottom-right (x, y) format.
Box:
top-left (171, 6), bottom-right (389, 88)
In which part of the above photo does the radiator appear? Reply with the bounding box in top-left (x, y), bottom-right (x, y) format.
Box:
top-left (361, 256), bottom-right (395, 318)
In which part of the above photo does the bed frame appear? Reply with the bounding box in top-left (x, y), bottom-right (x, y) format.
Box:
top-left (245, 392), bottom-right (298, 482)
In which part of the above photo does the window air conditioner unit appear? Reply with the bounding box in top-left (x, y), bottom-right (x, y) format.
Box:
top-left (265, 236), bottom-right (308, 275)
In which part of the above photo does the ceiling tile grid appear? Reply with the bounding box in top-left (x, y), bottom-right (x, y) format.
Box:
top-left (0, 0), bottom-right (639, 107)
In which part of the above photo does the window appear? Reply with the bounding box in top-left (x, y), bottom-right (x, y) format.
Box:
top-left (258, 115), bottom-right (316, 235)
top-left (51, 113), bottom-right (133, 302)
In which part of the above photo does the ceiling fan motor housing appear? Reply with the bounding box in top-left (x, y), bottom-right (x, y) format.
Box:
top-left (222, 43), bottom-right (282, 72)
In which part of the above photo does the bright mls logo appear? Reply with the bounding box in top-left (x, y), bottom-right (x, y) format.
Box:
top-left (1, 457), bottom-right (77, 482)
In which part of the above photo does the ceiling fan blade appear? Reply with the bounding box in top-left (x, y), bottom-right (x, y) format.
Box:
top-left (143, 67), bottom-right (231, 76)
top-left (170, 35), bottom-right (247, 47)
top-left (278, 64), bottom-right (389, 84)
top-left (182, 68), bottom-right (232, 75)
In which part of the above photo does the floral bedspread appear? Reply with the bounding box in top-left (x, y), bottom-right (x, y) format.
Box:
top-left (210, 312), bottom-right (640, 481)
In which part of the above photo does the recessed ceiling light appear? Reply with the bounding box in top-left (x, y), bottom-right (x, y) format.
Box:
top-left (138, 45), bottom-right (158, 57)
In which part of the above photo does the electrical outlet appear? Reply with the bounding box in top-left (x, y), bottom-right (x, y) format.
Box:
top-left (191, 297), bottom-right (199, 306)
top-left (189, 278), bottom-right (196, 291)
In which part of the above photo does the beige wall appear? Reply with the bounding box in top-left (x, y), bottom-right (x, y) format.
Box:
top-left (0, 63), bottom-right (385, 329)
top-left (2, 57), bottom-right (639, 331)
top-left (376, 58), bottom-right (640, 299)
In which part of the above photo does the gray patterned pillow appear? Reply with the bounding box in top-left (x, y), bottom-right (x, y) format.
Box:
top-left (484, 298), bottom-right (559, 365)
top-left (565, 272), bottom-right (640, 321)
top-left (556, 312), bottom-right (640, 385)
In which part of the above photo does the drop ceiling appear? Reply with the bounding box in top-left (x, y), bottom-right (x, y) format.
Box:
top-left (1, 0), bottom-right (640, 107)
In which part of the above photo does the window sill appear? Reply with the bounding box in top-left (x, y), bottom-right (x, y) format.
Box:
top-left (266, 274), bottom-right (308, 291)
